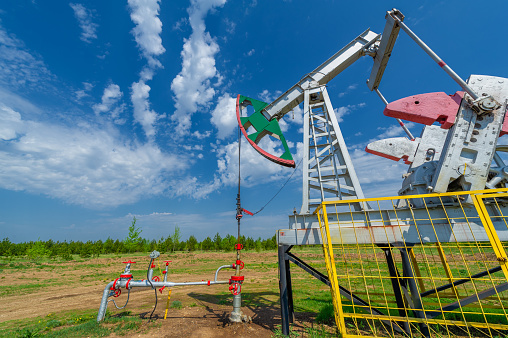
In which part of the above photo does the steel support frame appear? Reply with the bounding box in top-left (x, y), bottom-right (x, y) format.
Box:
top-left (278, 244), bottom-right (294, 336)
top-left (279, 241), bottom-right (508, 337)
top-left (301, 86), bottom-right (366, 214)
top-left (278, 244), bottom-right (407, 336)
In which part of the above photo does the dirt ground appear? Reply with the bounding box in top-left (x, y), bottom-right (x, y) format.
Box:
top-left (0, 251), bottom-right (330, 337)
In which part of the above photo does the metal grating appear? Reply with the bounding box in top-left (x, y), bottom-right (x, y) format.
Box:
top-left (317, 189), bottom-right (508, 337)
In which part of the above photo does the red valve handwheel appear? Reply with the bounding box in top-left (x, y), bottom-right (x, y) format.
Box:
top-left (229, 283), bottom-right (241, 295)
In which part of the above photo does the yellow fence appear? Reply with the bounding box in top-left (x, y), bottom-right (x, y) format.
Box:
top-left (316, 188), bottom-right (508, 337)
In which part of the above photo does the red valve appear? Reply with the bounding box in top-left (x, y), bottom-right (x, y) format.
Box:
top-left (112, 278), bottom-right (120, 290)
top-left (159, 286), bottom-right (165, 293)
top-left (234, 260), bottom-right (245, 269)
top-left (235, 243), bottom-right (243, 250)
top-left (229, 283), bottom-right (241, 295)
top-left (113, 289), bottom-right (122, 297)
top-left (152, 276), bottom-right (160, 282)
top-left (230, 275), bottom-right (245, 282)
top-left (126, 278), bottom-right (133, 289)
top-left (164, 260), bottom-right (172, 266)
top-left (163, 271), bottom-right (167, 274)
top-left (151, 264), bottom-right (155, 268)
top-left (122, 260), bottom-right (136, 264)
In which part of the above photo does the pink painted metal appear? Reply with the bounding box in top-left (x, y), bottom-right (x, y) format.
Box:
top-left (383, 91), bottom-right (464, 129)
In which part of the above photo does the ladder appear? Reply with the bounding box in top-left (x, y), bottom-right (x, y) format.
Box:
top-left (301, 85), bottom-right (366, 214)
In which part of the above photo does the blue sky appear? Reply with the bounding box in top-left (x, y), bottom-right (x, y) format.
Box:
top-left (1, 0), bottom-right (507, 243)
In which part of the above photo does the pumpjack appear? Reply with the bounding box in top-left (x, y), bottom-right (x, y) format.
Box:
top-left (236, 9), bottom-right (508, 336)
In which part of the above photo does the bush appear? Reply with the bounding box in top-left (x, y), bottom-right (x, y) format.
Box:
top-left (59, 246), bottom-right (73, 261)
top-left (26, 240), bottom-right (51, 261)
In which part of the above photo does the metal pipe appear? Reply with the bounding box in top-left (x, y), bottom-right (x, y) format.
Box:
top-left (215, 264), bottom-right (234, 282)
top-left (117, 280), bottom-right (229, 288)
top-left (390, 14), bottom-right (479, 100)
top-left (230, 293), bottom-right (242, 321)
top-left (374, 88), bottom-right (415, 140)
top-left (97, 281), bottom-right (114, 322)
top-left (97, 278), bottom-right (230, 322)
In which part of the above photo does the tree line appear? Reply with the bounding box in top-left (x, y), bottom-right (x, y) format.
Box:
top-left (0, 218), bottom-right (277, 260)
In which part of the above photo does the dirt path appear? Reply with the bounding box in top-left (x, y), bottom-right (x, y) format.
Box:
top-left (0, 252), bottom-right (328, 337)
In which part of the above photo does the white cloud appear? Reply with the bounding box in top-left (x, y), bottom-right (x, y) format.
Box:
top-left (0, 24), bottom-right (53, 89)
top-left (210, 93), bottom-right (237, 139)
top-left (131, 79), bottom-right (158, 138)
top-left (338, 83), bottom-right (358, 98)
top-left (334, 102), bottom-right (366, 122)
top-left (372, 122), bottom-right (416, 141)
top-left (350, 148), bottom-right (407, 198)
top-left (127, 0), bottom-right (165, 68)
top-left (183, 144), bottom-right (203, 151)
top-left (0, 105), bottom-right (24, 140)
top-left (246, 48), bottom-right (255, 56)
top-left (75, 82), bottom-right (94, 101)
top-left (283, 104), bottom-right (303, 131)
top-left (0, 106), bottom-right (190, 208)
top-left (70, 3), bottom-right (98, 43)
top-left (170, 0), bottom-right (227, 136)
top-left (217, 137), bottom-right (302, 188)
top-left (127, 0), bottom-right (166, 140)
top-left (224, 18), bottom-right (236, 34)
top-left (258, 89), bottom-right (282, 103)
top-left (93, 83), bottom-right (125, 123)
top-left (192, 130), bottom-right (211, 139)
top-left (173, 18), bottom-right (187, 31)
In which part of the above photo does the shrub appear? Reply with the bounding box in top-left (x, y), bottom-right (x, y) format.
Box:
top-left (26, 239), bottom-right (51, 261)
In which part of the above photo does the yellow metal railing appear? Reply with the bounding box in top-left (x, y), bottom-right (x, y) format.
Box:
top-left (316, 188), bottom-right (508, 337)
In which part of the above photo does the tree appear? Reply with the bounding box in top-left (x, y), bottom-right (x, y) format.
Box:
top-left (104, 237), bottom-right (114, 254)
top-left (58, 242), bottom-right (73, 261)
top-left (213, 233), bottom-right (222, 251)
top-left (170, 226), bottom-right (181, 252)
top-left (79, 240), bottom-right (93, 258)
top-left (0, 238), bottom-right (12, 257)
top-left (255, 237), bottom-right (263, 252)
top-left (26, 239), bottom-right (51, 261)
top-left (187, 235), bottom-right (198, 252)
top-left (162, 235), bottom-right (173, 253)
top-left (157, 236), bottom-right (166, 254)
top-left (201, 237), bottom-right (213, 251)
top-left (125, 217), bottom-right (142, 253)
top-left (245, 237), bottom-right (255, 250)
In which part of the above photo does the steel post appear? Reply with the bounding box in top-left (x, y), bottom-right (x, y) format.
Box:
top-left (400, 247), bottom-right (430, 338)
top-left (278, 244), bottom-right (291, 335)
top-left (380, 245), bottom-right (410, 334)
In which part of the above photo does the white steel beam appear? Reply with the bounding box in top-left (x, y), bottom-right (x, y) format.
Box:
top-left (263, 29), bottom-right (380, 121)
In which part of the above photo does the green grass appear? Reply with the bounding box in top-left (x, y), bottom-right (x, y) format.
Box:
top-left (0, 310), bottom-right (147, 338)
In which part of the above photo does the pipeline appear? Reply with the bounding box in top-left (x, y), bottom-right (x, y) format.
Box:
top-left (97, 250), bottom-right (237, 322)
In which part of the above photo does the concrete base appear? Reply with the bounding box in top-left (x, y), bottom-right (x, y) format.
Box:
top-left (229, 310), bottom-right (251, 323)
top-left (229, 293), bottom-right (251, 323)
